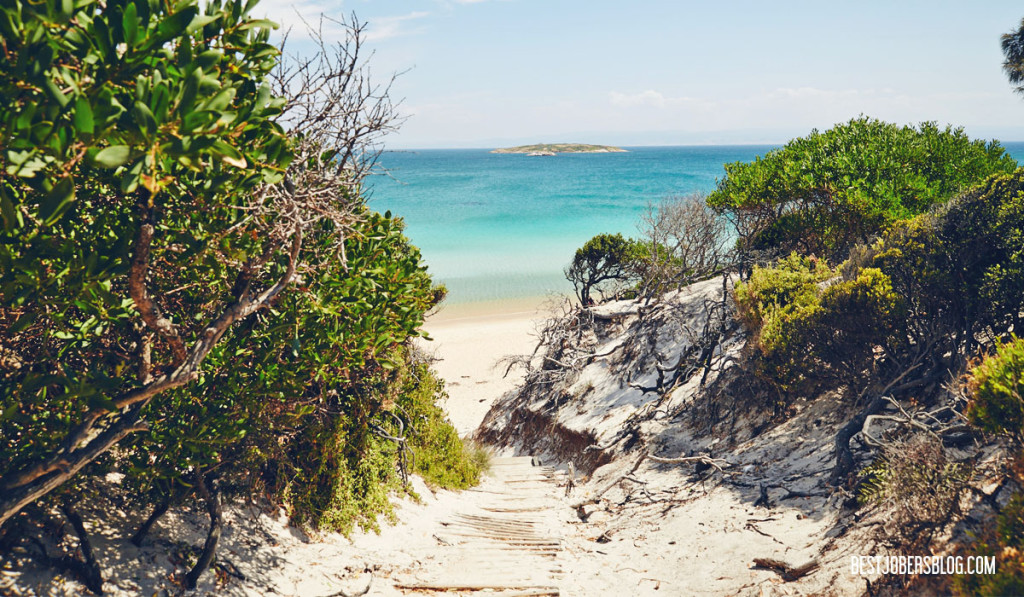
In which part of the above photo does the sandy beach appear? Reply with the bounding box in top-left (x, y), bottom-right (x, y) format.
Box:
top-left (418, 296), bottom-right (553, 437)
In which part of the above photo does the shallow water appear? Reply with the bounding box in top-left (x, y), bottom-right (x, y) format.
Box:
top-left (368, 142), bottom-right (1024, 305)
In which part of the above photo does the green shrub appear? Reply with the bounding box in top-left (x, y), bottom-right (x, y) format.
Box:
top-left (121, 209), bottom-right (475, 534)
top-left (0, 0), bottom-right (293, 524)
top-left (873, 170), bottom-right (1024, 357)
top-left (396, 356), bottom-right (489, 490)
top-left (967, 337), bottom-right (1024, 440)
top-left (734, 253), bottom-right (899, 388)
top-left (708, 117), bottom-right (1017, 259)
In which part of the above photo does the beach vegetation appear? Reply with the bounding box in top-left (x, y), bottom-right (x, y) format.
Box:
top-left (966, 336), bottom-right (1024, 442)
top-left (634, 193), bottom-right (731, 300)
top-left (0, 0), bottom-right (477, 589)
top-left (707, 117), bottom-right (1017, 260)
top-left (565, 233), bottom-right (643, 305)
top-left (734, 253), bottom-right (900, 389)
top-left (859, 435), bottom-right (968, 550)
top-left (953, 493), bottom-right (1024, 596)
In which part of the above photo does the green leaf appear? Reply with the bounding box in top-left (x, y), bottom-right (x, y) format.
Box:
top-left (0, 186), bottom-right (21, 231)
top-left (186, 14), bottom-right (219, 33)
top-left (195, 49), bottom-right (222, 70)
top-left (58, 0), bottom-right (74, 21)
top-left (73, 96), bottom-right (95, 134)
top-left (41, 77), bottom-right (69, 108)
top-left (202, 87), bottom-right (236, 112)
top-left (39, 177), bottom-right (75, 225)
top-left (91, 145), bottom-right (131, 168)
top-left (178, 67), bottom-right (201, 114)
top-left (132, 101), bottom-right (157, 135)
top-left (122, 2), bottom-right (138, 46)
top-left (0, 402), bottom-right (17, 423)
top-left (236, 18), bottom-right (278, 31)
top-left (10, 311), bottom-right (35, 333)
top-left (155, 6), bottom-right (196, 41)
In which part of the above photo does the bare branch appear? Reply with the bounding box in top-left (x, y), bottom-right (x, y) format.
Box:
top-left (129, 222), bottom-right (186, 365)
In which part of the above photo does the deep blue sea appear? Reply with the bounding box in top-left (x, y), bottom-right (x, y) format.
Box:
top-left (368, 143), bottom-right (1024, 305)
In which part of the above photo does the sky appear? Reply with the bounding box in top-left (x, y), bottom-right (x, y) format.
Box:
top-left (255, 1), bottom-right (1024, 148)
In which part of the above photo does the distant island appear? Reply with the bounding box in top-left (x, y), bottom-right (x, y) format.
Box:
top-left (491, 143), bottom-right (627, 155)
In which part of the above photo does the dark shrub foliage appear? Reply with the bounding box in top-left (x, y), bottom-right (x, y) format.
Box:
top-left (565, 233), bottom-right (641, 305)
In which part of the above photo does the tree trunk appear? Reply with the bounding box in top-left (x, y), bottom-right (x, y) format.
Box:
top-left (185, 471), bottom-right (222, 590)
top-left (131, 497), bottom-right (170, 547)
top-left (59, 503), bottom-right (104, 595)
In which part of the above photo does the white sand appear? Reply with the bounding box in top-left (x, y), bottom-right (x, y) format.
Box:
top-left (419, 297), bottom-right (551, 437)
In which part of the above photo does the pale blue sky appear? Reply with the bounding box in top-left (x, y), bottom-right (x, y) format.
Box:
top-left (258, 1), bottom-right (1024, 148)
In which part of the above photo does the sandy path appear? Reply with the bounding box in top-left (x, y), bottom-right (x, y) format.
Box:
top-left (391, 456), bottom-right (568, 594)
top-left (419, 300), bottom-right (549, 437)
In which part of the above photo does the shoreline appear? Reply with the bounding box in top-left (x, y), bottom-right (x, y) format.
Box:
top-left (425, 294), bottom-right (563, 323)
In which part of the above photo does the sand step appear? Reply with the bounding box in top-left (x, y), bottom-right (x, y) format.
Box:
top-left (392, 456), bottom-right (565, 594)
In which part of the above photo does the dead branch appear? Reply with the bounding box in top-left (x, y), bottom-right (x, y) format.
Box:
top-left (752, 557), bottom-right (819, 582)
top-left (648, 452), bottom-right (728, 472)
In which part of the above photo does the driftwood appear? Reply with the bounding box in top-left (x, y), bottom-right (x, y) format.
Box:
top-left (752, 557), bottom-right (820, 581)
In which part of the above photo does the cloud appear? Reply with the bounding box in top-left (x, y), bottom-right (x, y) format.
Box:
top-left (608, 89), bottom-right (714, 112)
top-left (364, 11), bottom-right (431, 42)
top-left (252, 0), bottom-right (341, 37)
top-left (609, 89), bottom-right (668, 108)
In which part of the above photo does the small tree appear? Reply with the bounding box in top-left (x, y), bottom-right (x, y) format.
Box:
top-left (565, 233), bottom-right (638, 305)
top-left (0, 1), bottom-right (398, 530)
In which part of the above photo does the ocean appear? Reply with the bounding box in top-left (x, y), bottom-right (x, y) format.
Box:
top-left (368, 143), bottom-right (1024, 306)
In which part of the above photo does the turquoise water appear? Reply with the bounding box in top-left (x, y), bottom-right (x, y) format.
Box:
top-left (368, 143), bottom-right (1024, 305)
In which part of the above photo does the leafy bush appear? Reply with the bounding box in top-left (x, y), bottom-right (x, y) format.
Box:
top-left (120, 208), bottom-right (474, 535)
top-left (0, 0), bottom-right (295, 525)
top-left (873, 170), bottom-right (1024, 359)
top-left (967, 337), bottom-right (1024, 441)
top-left (734, 253), bottom-right (899, 388)
top-left (395, 354), bottom-right (489, 490)
top-left (566, 195), bottom-right (731, 305)
top-left (708, 117), bottom-right (1017, 259)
